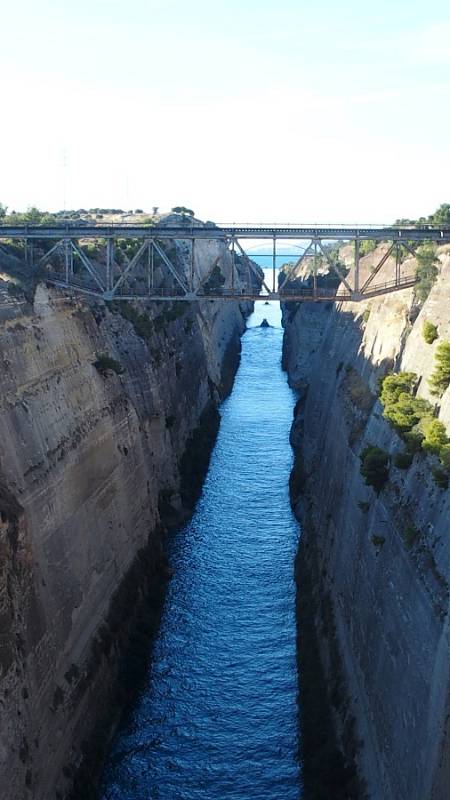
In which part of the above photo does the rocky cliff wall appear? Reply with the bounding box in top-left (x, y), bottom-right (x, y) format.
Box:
top-left (283, 244), bottom-right (450, 800)
top-left (0, 238), bottom-right (254, 800)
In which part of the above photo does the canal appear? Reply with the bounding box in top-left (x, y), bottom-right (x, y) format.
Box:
top-left (99, 299), bottom-right (301, 799)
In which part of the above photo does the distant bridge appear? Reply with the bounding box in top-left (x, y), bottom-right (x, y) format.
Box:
top-left (1, 223), bottom-right (448, 303)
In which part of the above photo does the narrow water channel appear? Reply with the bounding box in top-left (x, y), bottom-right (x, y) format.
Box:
top-left (99, 300), bottom-right (301, 799)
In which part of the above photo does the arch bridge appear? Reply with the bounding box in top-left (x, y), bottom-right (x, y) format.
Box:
top-left (0, 223), bottom-right (448, 303)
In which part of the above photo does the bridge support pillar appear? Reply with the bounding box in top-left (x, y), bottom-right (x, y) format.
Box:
top-left (148, 239), bottom-right (154, 295)
top-left (64, 239), bottom-right (72, 284)
top-left (354, 238), bottom-right (360, 293)
top-left (272, 235), bottom-right (277, 293)
top-left (395, 243), bottom-right (401, 285)
top-left (313, 239), bottom-right (318, 299)
top-left (230, 237), bottom-right (235, 293)
top-left (24, 240), bottom-right (34, 271)
top-left (106, 239), bottom-right (115, 292)
top-left (189, 238), bottom-right (195, 292)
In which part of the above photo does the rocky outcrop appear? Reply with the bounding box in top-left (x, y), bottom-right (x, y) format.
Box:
top-left (283, 244), bottom-right (450, 800)
top-left (0, 235), bottom-right (257, 800)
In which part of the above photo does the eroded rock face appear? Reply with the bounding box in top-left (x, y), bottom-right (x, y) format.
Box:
top-left (283, 246), bottom-right (450, 800)
top-left (0, 276), bottom-right (251, 799)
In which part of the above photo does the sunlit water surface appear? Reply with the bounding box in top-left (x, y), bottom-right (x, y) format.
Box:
top-left (99, 298), bottom-right (301, 799)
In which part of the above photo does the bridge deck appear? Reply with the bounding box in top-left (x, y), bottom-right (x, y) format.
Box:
top-left (0, 224), bottom-right (449, 241)
top-left (45, 276), bottom-right (416, 303)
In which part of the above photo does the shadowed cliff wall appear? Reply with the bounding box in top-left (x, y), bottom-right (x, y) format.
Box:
top-left (284, 245), bottom-right (450, 800)
top-left (0, 249), bottom-right (253, 799)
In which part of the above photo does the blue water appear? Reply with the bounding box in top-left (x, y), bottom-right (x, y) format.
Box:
top-left (99, 300), bottom-right (301, 800)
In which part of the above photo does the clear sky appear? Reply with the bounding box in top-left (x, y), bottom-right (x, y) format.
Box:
top-left (1, 0), bottom-right (449, 222)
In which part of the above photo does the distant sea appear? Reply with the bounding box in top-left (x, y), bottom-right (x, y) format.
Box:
top-left (246, 245), bottom-right (305, 271)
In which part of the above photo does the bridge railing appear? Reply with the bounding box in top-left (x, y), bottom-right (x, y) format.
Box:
top-left (1, 223), bottom-right (449, 241)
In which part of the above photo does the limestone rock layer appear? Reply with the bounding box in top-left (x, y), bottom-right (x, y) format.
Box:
top-left (283, 245), bottom-right (450, 800)
top-left (0, 267), bottom-right (251, 799)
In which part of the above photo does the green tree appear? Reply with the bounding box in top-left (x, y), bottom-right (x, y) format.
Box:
top-left (432, 468), bottom-right (449, 489)
top-left (0, 202), bottom-right (7, 219)
top-left (415, 243), bottom-right (438, 304)
top-left (402, 430), bottom-right (423, 453)
top-left (439, 445), bottom-right (450, 471)
top-left (422, 419), bottom-right (449, 455)
top-left (422, 320), bottom-right (438, 344)
top-left (379, 371), bottom-right (434, 444)
top-left (394, 450), bottom-right (413, 469)
top-left (359, 239), bottom-right (377, 257)
top-left (429, 203), bottom-right (450, 227)
top-left (385, 393), bottom-right (432, 433)
top-left (360, 445), bottom-right (390, 494)
top-left (429, 341), bottom-right (450, 396)
top-left (6, 206), bottom-right (58, 227)
top-left (380, 372), bottom-right (417, 408)
top-left (171, 206), bottom-right (195, 217)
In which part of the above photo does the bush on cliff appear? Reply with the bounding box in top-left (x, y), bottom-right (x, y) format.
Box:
top-left (422, 419), bottom-right (449, 455)
top-left (422, 320), bottom-right (438, 344)
top-left (415, 243), bottom-right (438, 304)
top-left (344, 366), bottom-right (375, 413)
top-left (154, 301), bottom-right (187, 329)
top-left (429, 341), bottom-right (450, 397)
top-left (422, 421), bottom-right (450, 474)
top-left (402, 430), bottom-right (424, 454)
top-left (403, 523), bottom-right (420, 549)
top-left (439, 445), bottom-right (450, 471)
top-left (360, 445), bottom-right (390, 494)
top-left (394, 450), bottom-right (413, 469)
top-left (380, 372), bottom-right (417, 408)
top-left (386, 393), bottom-right (432, 434)
top-left (380, 372), bottom-right (433, 434)
top-left (379, 371), bottom-right (437, 457)
top-left (93, 354), bottom-right (124, 375)
top-left (7, 281), bottom-right (23, 297)
top-left (379, 370), bottom-right (450, 473)
top-left (113, 302), bottom-right (154, 341)
top-left (432, 468), bottom-right (449, 490)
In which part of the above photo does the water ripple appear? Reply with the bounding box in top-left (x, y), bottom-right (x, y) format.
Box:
top-left (100, 301), bottom-right (301, 799)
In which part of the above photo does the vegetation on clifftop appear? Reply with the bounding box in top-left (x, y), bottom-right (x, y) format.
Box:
top-left (395, 203), bottom-right (450, 228)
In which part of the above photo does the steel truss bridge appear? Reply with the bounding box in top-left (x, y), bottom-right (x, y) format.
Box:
top-left (0, 224), bottom-right (448, 303)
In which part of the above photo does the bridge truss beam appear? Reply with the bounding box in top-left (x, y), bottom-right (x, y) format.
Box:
top-left (0, 224), bottom-right (448, 302)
